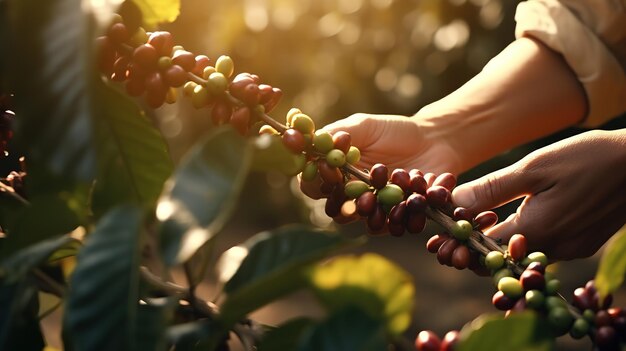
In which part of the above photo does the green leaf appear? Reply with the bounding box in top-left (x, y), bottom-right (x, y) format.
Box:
top-left (0, 235), bottom-right (77, 283)
top-left (258, 318), bottom-right (315, 351)
top-left (457, 312), bottom-right (553, 351)
top-left (135, 299), bottom-right (173, 351)
top-left (251, 134), bottom-right (305, 175)
top-left (91, 81), bottom-right (173, 217)
top-left (158, 127), bottom-right (252, 266)
top-left (0, 282), bottom-right (45, 351)
top-left (308, 253), bottom-right (415, 335)
top-left (166, 320), bottom-right (215, 351)
top-left (297, 307), bottom-right (386, 351)
top-left (218, 225), bottom-right (361, 327)
top-left (131, 0), bottom-right (180, 28)
top-left (595, 224), bottom-right (626, 299)
top-left (6, 0), bottom-right (103, 181)
top-left (66, 206), bottom-right (143, 351)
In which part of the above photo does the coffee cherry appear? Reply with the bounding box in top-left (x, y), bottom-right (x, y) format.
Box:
top-left (230, 107), bottom-right (251, 135)
top-left (405, 193), bottom-right (427, 214)
top-left (377, 184), bottom-right (404, 208)
top-left (390, 169), bottom-right (410, 193)
top-left (387, 222), bottom-right (405, 237)
top-left (145, 71), bottom-right (167, 95)
top-left (525, 261), bottom-right (546, 275)
top-left (332, 131), bottom-right (351, 154)
top-left (369, 163), bottom-right (388, 189)
top-left (171, 50), bottom-right (195, 71)
top-left (203, 66), bottom-right (217, 79)
top-left (367, 205), bottom-right (386, 233)
top-left (291, 113), bottom-right (315, 135)
top-left (313, 131), bottom-right (334, 154)
top-left (211, 99), bottom-right (232, 125)
top-left (240, 83), bottom-right (260, 105)
top-left (163, 65), bottom-right (187, 87)
top-left (525, 289), bottom-right (545, 310)
top-left (473, 211), bottom-right (498, 230)
top-left (346, 146), bottom-right (361, 165)
top-left (96, 36), bottom-right (116, 74)
top-left (165, 87), bottom-right (177, 104)
top-left (133, 44), bottom-right (159, 70)
top-left (264, 88), bottom-right (283, 113)
top-left (520, 270), bottom-right (545, 291)
top-left (208, 72), bottom-right (228, 94)
top-left (440, 331), bottom-right (459, 351)
top-left (545, 296), bottom-right (567, 310)
top-left (128, 26), bottom-right (148, 46)
top-left (498, 277), bottom-right (523, 299)
top-left (282, 129), bottom-right (306, 154)
top-left (125, 76), bottom-right (145, 96)
top-left (594, 326), bottom-right (618, 348)
top-left (451, 220), bottom-right (472, 241)
top-left (192, 55), bottom-right (211, 76)
top-left (409, 173), bottom-right (428, 195)
top-left (548, 307), bottom-right (574, 336)
top-left (325, 186), bottom-right (346, 218)
top-left (317, 160), bottom-right (343, 185)
top-left (492, 268), bottom-right (513, 287)
top-left (485, 251), bottom-right (505, 271)
top-left (148, 31), bottom-right (174, 56)
top-left (406, 212), bottom-right (426, 234)
top-left (344, 180), bottom-right (370, 199)
top-left (453, 207), bottom-right (473, 221)
top-left (215, 55), bottom-right (234, 78)
top-left (508, 234), bottom-right (527, 261)
top-left (492, 290), bottom-right (516, 311)
top-left (426, 185), bottom-right (450, 208)
top-left (325, 149), bottom-right (346, 167)
top-left (300, 162), bottom-right (318, 182)
top-left (356, 191), bottom-right (377, 217)
top-left (432, 172), bottom-right (456, 191)
top-left (545, 279), bottom-right (561, 296)
top-left (596, 310), bottom-right (612, 327)
top-left (158, 56), bottom-right (173, 70)
top-left (451, 245), bottom-right (470, 270)
top-left (437, 239), bottom-right (460, 266)
top-left (415, 330), bottom-right (441, 351)
top-left (258, 84), bottom-right (274, 104)
top-left (567, 318), bottom-right (589, 340)
top-left (285, 107), bottom-right (301, 125)
top-left (424, 172), bottom-right (436, 187)
top-left (525, 252), bottom-right (548, 266)
top-left (145, 87), bottom-right (166, 108)
top-left (573, 287), bottom-right (591, 311)
top-left (426, 234), bottom-right (450, 253)
top-left (108, 22), bottom-right (130, 44)
top-left (192, 85), bottom-right (211, 109)
top-left (387, 202), bottom-right (406, 225)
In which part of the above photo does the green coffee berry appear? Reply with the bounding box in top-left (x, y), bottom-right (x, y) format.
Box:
top-left (497, 277), bottom-right (523, 299)
top-left (301, 162), bottom-right (318, 182)
top-left (548, 307), bottom-right (574, 336)
top-left (313, 130), bottom-right (334, 154)
top-left (545, 296), bottom-right (567, 310)
top-left (582, 309), bottom-right (595, 323)
top-left (525, 252), bottom-right (548, 266)
top-left (326, 149), bottom-right (346, 167)
top-left (344, 180), bottom-right (371, 199)
top-left (377, 184), bottom-right (405, 207)
top-left (485, 251), bottom-right (505, 271)
top-left (492, 268), bottom-right (513, 287)
top-left (451, 220), bottom-right (472, 241)
top-left (545, 279), bottom-right (561, 296)
top-left (524, 290), bottom-right (545, 310)
top-left (215, 55), bottom-right (234, 78)
top-left (291, 113), bottom-right (315, 134)
top-left (346, 146), bottom-right (361, 165)
top-left (569, 318), bottom-right (590, 339)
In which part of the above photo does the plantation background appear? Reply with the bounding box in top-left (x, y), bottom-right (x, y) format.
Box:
top-left (40, 0), bottom-right (626, 349)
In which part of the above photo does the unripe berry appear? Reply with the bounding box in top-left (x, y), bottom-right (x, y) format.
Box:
top-left (128, 27), bottom-right (148, 47)
top-left (451, 220), bottom-right (472, 241)
top-left (165, 87), bottom-right (177, 104)
top-left (345, 146), bottom-right (360, 165)
top-left (313, 130), bottom-right (334, 154)
top-left (492, 268), bottom-right (513, 287)
top-left (325, 148), bottom-right (346, 168)
top-left (285, 107), bottom-right (302, 126)
top-left (344, 180), bottom-right (370, 199)
top-left (215, 55), bottom-right (234, 78)
top-left (208, 72), bottom-right (228, 94)
top-left (548, 307), bottom-right (574, 336)
top-left (568, 318), bottom-right (589, 339)
top-left (498, 277), bottom-right (523, 299)
top-left (485, 251), bottom-right (505, 271)
top-left (291, 113), bottom-right (315, 134)
top-left (202, 66), bottom-right (217, 79)
top-left (192, 85), bottom-right (211, 109)
top-left (301, 162), bottom-right (318, 182)
top-left (376, 184), bottom-right (404, 207)
top-left (525, 289), bottom-right (545, 310)
top-left (545, 279), bottom-right (561, 296)
top-left (525, 252), bottom-right (548, 266)
top-left (369, 163), bottom-right (388, 190)
top-left (332, 131), bottom-right (351, 154)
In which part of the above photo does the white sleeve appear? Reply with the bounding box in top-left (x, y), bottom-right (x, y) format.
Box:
top-left (515, 0), bottom-right (626, 127)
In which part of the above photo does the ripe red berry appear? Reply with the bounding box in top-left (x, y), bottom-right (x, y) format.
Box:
top-left (508, 234), bottom-right (527, 261)
top-left (473, 211), bottom-right (498, 230)
top-left (440, 331), bottom-right (459, 351)
top-left (241, 83), bottom-right (261, 105)
top-left (211, 100), bottom-right (233, 126)
top-left (230, 107), bottom-right (251, 136)
top-left (451, 245), bottom-right (470, 270)
top-left (387, 202), bottom-right (406, 225)
top-left (192, 55), bottom-right (211, 76)
top-left (171, 50), bottom-right (195, 71)
top-left (415, 330), bottom-right (441, 351)
top-left (133, 44), bottom-right (159, 70)
top-left (432, 172), bottom-right (457, 191)
top-left (367, 205), bottom-right (386, 233)
top-left (426, 185), bottom-right (450, 208)
top-left (406, 212), bottom-right (426, 234)
top-left (369, 163), bottom-right (388, 189)
top-left (426, 234), bottom-right (450, 253)
top-left (356, 191), bottom-right (377, 217)
top-left (163, 65), bottom-right (187, 87)
top-left (492, 290), bottom-right (516, 311)
top-left (437, 239), bottom-right (459, 266)
top-left (520, 270), bottom-right (545, 291)
top-left (148, 31), bottom-right (174, 56)
top-left (332, 131), bottom-right (351, 154)
top-left (282, 128), bottom-right (306, 154)
top-left (107, 22), bottom-right (130, 44)
top-left (317, 160), bottom-right (343, 185)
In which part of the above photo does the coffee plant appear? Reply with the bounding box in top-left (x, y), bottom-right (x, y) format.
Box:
top-left (0, 0), bottom-right (625, 350)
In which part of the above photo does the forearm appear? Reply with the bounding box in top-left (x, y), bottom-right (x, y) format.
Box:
top-left (414, 36), bottom-right (588, 172)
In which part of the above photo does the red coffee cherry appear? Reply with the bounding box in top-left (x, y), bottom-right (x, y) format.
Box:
top-left (426, 234), bottom-right (450, 253)
top-left (390, 168), bottom-right (410, 193)
top-left (594, 326), bottom-right (618, 348)
top-left (317, 160), bottom-right (343, 185)
top-left (424, 172), bottom-right (436, 187)
top-left (96, 36), bottom-right (116, 74)
top-left (492, 290), bottom-right (516, 311)
top-left (451, 245), bottom-right (470, 270)
top-left (572, 287), bottom-right (591, 311)
top-left (453, 207), bottom-right (473, 221)
top-left (163, 65), bottom-right (187, 87)
top-left (406, 212), bottom-right (426, 234)
top-left (432, 172), bottom-right (457, 191)
top-left (171, 50), bottom-right (196, 71)
top-left (241, 83), bottom-right (261, 106)
top-left (409, 173), bottom-right (428, 195)
top-left (473, 211), bottom-right (498, 230)
top-left (258, 84), bottom-right (274, 104)
top-left (148, 31), bottom-right (174, 56)
top-left (388, 222), bottom-right (405, 237)
top-left (595, 310), bottom-right (612, 327)
top-left (282, 128), bottom-right (306, 154)
top-left (369, 163), bottom-right (388, 190)
top-left (519, 270), bottom-right (545, 291)
top-left (367, 205), bottom-right (386, 233)
top-left (107, 22), bottom-right (130, 44)
top-left (387, 202), bottom-right (406, 225)
top-left (426, 185), bottom-right (450, 208)
top-left (440, 331), bottom-right (459, 351)
top-left (325, 186), bottom-right (347, 218)
top-left (133, 44), bottom-right (159, 70)
top-left (415, 330), bottom-right (441, 351)
top-left (332, 131), bottom-right (351, 154)
top-left (437, 238), bottom-right (460, 266)
top-left (356, 191), bottom-right (377, 217)
top-left (525, 261), bottom-right (546, 275)
top-left (405, 193), bottom-right (427, 214)
top-left (230, 107), bottom-right (251, 136)
top-left (211, 100), bottom-right (233, 126)
top-left (192, 55), bottom-right (211, 76)
top-left (508, 234), bottom-right (527, 261)
top-left (264, 87), bottom-right (283, 113)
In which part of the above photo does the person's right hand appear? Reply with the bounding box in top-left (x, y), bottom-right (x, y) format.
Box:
top-left (299, 113), bottom-right (463, 199)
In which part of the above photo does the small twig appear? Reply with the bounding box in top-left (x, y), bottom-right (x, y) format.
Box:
top-left (32, 268), bottom-right (66, 298)
top-left (140, 266), bottom-right (187, 297)
top-left (0, 181), bottom-right (29, 205)
top-left (39, 299), bottom-right (63, 320)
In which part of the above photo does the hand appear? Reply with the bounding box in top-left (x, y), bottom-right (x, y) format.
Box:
top-left (452, 129), bottom-right (626, 261)
top-left (299, 113), bottom-right (462, 200)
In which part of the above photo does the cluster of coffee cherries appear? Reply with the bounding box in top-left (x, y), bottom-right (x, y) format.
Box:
top-left (415, 330), bottom-right (459, 351)
top-left (571, 280), bottom-right (625, 350)
top-left (97, 15), bottom-right (283, 135)
top-left (0, 94), bottom-right (15, 157)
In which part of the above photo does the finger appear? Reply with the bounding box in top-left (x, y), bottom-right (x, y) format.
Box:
top-left (484, 213), bottom-right (522, 246)
top-left (298, 173), bottom-right (325, 200)
top-left (320, 114), bottom-right (375, 149)
top-left (451, 163), bottom-right (541, 214)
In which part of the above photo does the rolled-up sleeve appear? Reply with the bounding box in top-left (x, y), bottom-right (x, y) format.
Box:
top-left (515, 0), bottom-right (626, 127)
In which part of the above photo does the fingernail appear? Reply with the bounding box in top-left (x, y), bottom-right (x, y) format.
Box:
top-left (452, 186), bottom-right (476, 208)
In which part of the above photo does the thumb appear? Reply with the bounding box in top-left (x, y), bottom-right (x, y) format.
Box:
top-left (451, 163), bottom-right (538, 213)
